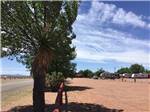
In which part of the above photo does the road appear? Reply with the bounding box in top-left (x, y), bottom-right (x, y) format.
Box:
top-left (1, 79), bottom-right (33, 93)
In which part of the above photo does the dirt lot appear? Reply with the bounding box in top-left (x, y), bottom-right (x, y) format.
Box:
top-left (65, 78), bottom-right (150, 112)
top-left (2, 78), bottom-right (150, 112)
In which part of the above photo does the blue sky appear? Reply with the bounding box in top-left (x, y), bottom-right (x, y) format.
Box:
top-left (73, 1), bottom-right (150, 72)
top-left (1, 1), bottom-right (150, 75)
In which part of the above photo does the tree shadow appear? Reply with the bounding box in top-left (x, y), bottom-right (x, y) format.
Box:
top-left (44, 78), bottom-right (91, 92)
top-left (6, 104), bottom-right (57, 112)
top-left (44, 87), bottom-right (57, 92)
top-left (6, 102), bottom-right (124, 112)
top-left (6, 105), bottom-right (33, 112)
top-left (64, 102), bottom-right (124, 112)
top-left (65, 85), bottom-right (93, 92)
top-left (44, 85), bottom-right (92, 93)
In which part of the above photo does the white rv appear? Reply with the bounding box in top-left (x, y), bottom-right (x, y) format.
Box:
top-left (131, 73), bottom-right (148, 78)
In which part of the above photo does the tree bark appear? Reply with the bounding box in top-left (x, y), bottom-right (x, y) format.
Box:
top-left (33, 72), bottom-right (45, 112)
top-left (32, 47), bottom-right (52, 112)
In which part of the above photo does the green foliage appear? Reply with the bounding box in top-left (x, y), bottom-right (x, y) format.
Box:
top-left (130, 64), bottom-right (145, 73)
top-left (45, 72), bottom-right (65, 92)
top-left (1, 1), bottom-right (78, 61)
top-left (78, 68), bottom-right (105, 78)
top-left (144, 69), bottom-right (150, 74)
top-left (117, 64), bottom-right (146, 74)
top-left (48, 61), bottom-right (76, 78)
top-left (94, 68), bottom-right (105, 77)
top-left (78, 69), bottom-right (93, 78)
top-left (117, 67), bottom-right (131, 74)
top-left (1, 1), bottom-right (79, 76)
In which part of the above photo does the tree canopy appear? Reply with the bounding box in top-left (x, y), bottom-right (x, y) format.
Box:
top-left (116, 64), bottom-right (147, 74)
top-left (116, 67), bottom-right (131, 74)
top-left (1, 1), bottom-right (78, 77)
top-left (78, 69), bottom-right (93, 78)
top-left (94, 68), bottom-right (105, 76)
top-left (130, 64), bottom-right (145, 73)
top-left (1, 1), bottom-right (78, 66)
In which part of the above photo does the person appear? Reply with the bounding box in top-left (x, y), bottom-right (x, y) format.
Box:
top-left (122, 74), bottom-right (125, 82)
top-left (132, 74), bottom-right (136, 83)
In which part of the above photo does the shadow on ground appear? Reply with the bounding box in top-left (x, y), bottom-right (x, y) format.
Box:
top-left (44, 85), bottom-right (92, 92)
top-left (65, 102), bottom-right (124, 112)
top-left (65, 85), bottom-right (93, 92)
top-left (6, 102), bottom-right (123, 112)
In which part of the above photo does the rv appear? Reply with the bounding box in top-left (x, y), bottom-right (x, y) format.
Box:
top-left (131, 73), bottom-right (149, 79)
top-left (120, 73), bottom-right (131, 78)
top-left (100, 72), bottom-right (117, 79)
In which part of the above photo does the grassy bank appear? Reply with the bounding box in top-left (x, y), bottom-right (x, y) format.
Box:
top-left (2, 85), bottom-right (32, 111)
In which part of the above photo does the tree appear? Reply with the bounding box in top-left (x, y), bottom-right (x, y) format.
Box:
top-left (130, 64), bottom-right (145, 73)
top-left (144, 69), bottom-right (150, 74)
top-left (94, 68), bottom-right (105, 76)
top-left (116, 67), bottom-right (131, 74)
top-left (47, 38), bottom-right (77, 78)
top-left (1, 1), bottom-right (78, 111)
top-left (78, 69), bottom-right (93, 78)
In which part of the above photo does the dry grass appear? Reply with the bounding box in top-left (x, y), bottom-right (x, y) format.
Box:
top-left (1, 85), bottom-right (32, 111)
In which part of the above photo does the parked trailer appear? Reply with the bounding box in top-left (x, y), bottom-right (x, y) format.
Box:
top-left (131, 73), bottom-right (149, 79)
top-left (120, 73), bottom-right (131, 78)
top-left (100, 72), bottom-right (119, 79)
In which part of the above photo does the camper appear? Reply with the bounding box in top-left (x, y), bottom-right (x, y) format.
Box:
top-left (131, 73), bottom-right (148, 78)
top-left (100, 72), bottom-right (116, 79)
top-left (120, 73), bottom-right (131, 78)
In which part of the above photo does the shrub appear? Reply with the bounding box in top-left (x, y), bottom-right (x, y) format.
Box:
top-left (45, 72), bottom-right (65, 92)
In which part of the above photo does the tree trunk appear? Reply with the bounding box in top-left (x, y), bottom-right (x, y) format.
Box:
top-left (33, 72), bottom-right (45, 112)
top-left (32, 47), bottom-right (52, 112)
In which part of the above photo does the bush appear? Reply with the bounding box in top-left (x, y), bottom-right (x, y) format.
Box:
top-left (45, 72), bottom-right (65, 92)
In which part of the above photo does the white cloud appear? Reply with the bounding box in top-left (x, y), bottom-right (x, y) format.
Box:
top-left (80, 1), bottom-right (150, 29)
top-left (148, 24), bottom-right (150, 28)
top-left (73, 2), bottom-right (150, 66)
top-left (73, 25), bottom-right (150, 65)
top-left (113, 8), bottom-right (146, 28)
top-left (89, 1), bottom-right (116, 22)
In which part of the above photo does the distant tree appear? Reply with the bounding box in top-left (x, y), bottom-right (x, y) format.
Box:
top-left (144, 69), bottom-right (150, 74)
top-left (78, 70), bottom-right (84, 77)
top-left (116, 67), bottom-right (131, 74)
top-left (78, 69), bottom-right (93, 78)
top-left (94, 68), bottom-right (105, 76)
top-left (130, 64), bottom-right (145, 73)
top-left (78, 70), bottom-right (84, 74)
